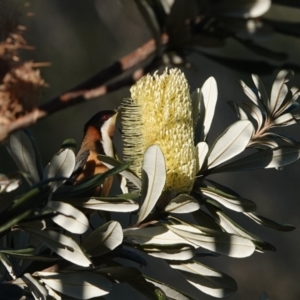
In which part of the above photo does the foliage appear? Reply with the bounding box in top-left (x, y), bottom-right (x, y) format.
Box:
top-left (0, 68), bottom-right (299, 299)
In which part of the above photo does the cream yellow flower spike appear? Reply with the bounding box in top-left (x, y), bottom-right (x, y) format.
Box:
top-left (122, 68), bottom-right (197, 193)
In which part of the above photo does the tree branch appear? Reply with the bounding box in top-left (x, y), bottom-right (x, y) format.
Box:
top-left (0, 34), bottom-right (168, 142)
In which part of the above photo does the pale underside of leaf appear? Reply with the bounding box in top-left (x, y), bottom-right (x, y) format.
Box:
top-left (138, 145), bottom-right (166, 224)
top-left (99, 155), bottom-right (142, 190)
top-left (201, 187), bottom-right (256, 212)
top-left (167, 224), bottom-right (255, 258)
top-left (142, 244), bottom-right (196, 261)
top-left (23, 229), bottom-right (91, 267)
top-left (169, 260), bottom-right (237, 298)
top-left (64, 197), bottom-right (139, 212)
top-left (196, 142), bottom-right (208, 173)
top-left (36, 271), bottom-right (112, 299)
top-left (7, 131), bottom-right (40, 183)
top-left (212, 146), bottom-right (300, 173)
top-left (48, 201), bottom-right (89, 234)
top-left (164, 194), bottom-right (200, 214)
top-left (207, 120), bottom-right (253, 169)
top-left (201, 77), bottom-right (218, 139)
top-left (83, 221), bottom-right (123, 257)
top-left (252, 74), bottom-right (269, 108)
top-left (270, 69), bottom-right (294, 115)
top-left (47, 148), bottom-right (75, 191)
top-left (145, 276), bottom-right (196, 300)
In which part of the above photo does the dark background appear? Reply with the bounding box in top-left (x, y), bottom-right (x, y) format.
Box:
top-left (1, 1), bottom-right (300, 299)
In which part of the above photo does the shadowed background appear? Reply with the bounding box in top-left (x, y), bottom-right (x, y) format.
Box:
top-left (1, 1), bottom-right (300, 299)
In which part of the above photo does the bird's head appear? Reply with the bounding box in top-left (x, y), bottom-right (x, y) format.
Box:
top-left (84, 109), bottom-right (118, 138)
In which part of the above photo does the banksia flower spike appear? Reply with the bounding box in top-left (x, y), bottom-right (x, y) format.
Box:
top-left (122, 68), bottom-right (197, 194)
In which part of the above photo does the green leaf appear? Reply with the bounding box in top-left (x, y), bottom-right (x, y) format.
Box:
top-left (48, 201), bottom-right (89, 234)
top-left (0, 186), bottom-right (50, 234)
top-left (201, 187), bottom-right (256, 212)
top-left (192, 209), bottom-right (223, 232)
top-left (6, 130), bottom-right (41, 184)
top-left (22, 227), bottom-right (92, 267)
top-left (62, 197), bottom-right (139, 212)
top-left (0, 247), bottom-right (60, 262)
top-left (47, 147), bottom-right (75, 192)
top-left (98, 155), bottom-right (142, 190)
top-left (165, 194), bottom-right (200, 214)
top-left (83, 221), bottom-right (123, 257)
top-left (211, 146), bottom-right (300, 173)
top-left (138, 145), bottom-right (166, 224)
top-left (245, 212), bottom-right (295, 231)
top-left (201, 77), bottom-right (218, 139)
top-left (36, 271), bottom-right (112, 299)
top-left (55, 161), bottom-right (132, 197)
top-left (207, 120), bottom-right (253, 169)
top-left (169, 260), bottom-right (237, 298)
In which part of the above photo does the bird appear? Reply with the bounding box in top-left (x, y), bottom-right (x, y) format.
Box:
top-left (72, 109), bottom-right (118, 197)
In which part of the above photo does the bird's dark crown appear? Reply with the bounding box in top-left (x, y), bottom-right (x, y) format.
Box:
top-left (84, 110), bottom-right (116, 133)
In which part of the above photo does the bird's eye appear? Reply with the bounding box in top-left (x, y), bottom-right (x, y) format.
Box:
top-left (102, 114), bottom-right (110, 120)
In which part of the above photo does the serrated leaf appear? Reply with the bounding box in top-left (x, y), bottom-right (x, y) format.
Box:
top-left (207, 120), bottom-right (253, 169)
top-left (98, 155), bottom-right (142, 190)
top-left (62, 197), bottom-right (139, 212)
top-left (167, 224), bottom-right (255, 258)
top-left (201, 77), bottom-right (218, 139)
top-left (22, 228), bottom-right (91, 267)
top-left (138, 145), bottom-right (166, 224)
top-left (83, 221), bottom-right (123, 257)
top-left (196, 142), bottom-right (208, 172)
top-left (47, 148), bottom-right (75, 192)
top-left (201, 187), bottom-right (256, 212)
top-left (145, 276), bottom-right (197, 300)
top-left (36, 271), bottom-right (112, 299)
top-left (211, 146), bottom-right (300, 173)
top-left (169, 260), bottom-right (237, 298)
top-left (245, 212), bottom-right (295, 231)
top-left (270, 70), bottom-right (294, 115)
top-left (165, 194), bottom-right (200, 214)
top-left (48, 201), bottom-right (89, 234)
top-left (6, 130), bottom-right (41, 183)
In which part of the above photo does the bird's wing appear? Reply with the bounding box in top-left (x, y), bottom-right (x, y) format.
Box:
top-left (72, 150), bottom-right (90, 178)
